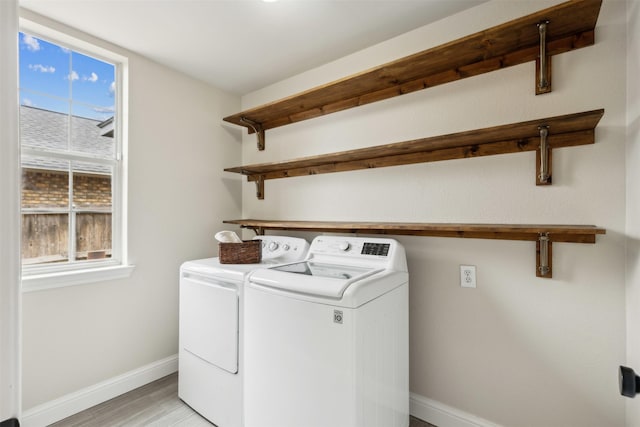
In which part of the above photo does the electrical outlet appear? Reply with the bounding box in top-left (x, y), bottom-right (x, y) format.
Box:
top-left (460, 265), bottom-right (476, 288)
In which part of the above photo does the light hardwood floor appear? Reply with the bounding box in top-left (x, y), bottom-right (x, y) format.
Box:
top-left (50, 373), bottom-right (436, 427)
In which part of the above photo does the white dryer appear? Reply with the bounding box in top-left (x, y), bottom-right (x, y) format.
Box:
top-left (179, 235), bottom-right (309, 427)
top-left (244, 235), bottom-right (409, 427)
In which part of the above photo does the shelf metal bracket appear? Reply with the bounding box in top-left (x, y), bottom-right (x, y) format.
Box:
top-left (250, 226), bottom-right (265, 236)
top-left (254, 175), bottom-right (265, 200)
top-left (536, 20), bottom-right (552, 94)
top-left (537, 125), bottom-right (551, 185)
top-left (240, 117), bottom-right (266, 151)
top-left (536, 232), bottom-right (552, 278)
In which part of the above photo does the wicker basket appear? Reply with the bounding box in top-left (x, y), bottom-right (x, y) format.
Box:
top-left (219, 240), bottom-right (262, 264)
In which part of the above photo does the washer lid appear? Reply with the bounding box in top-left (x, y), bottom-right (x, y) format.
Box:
top-left (249, 261), bottom-right (383, 298)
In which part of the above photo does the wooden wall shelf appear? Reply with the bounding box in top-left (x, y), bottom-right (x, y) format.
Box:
top-left (225, 109), bottom-right (604, 199)
top-left (221, 0), bottom-right (606, 280)
top-left (223, 0), bottom-right (602, 150)
top-left (223, 219), bottom-right (606, 278)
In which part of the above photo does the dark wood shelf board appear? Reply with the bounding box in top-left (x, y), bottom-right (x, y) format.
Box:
top-left (224, 220), bottom-right (605, 278)
top-left (223, 219), bottom-right (605, 244)
top-left (225, 109), bottom-right (604, 185)
top-left (223, 0), bottom-right (602, 138)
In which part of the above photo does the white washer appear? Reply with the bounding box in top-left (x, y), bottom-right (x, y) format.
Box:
top-left (179, 236), bottom-right (309, 427)
top-left (244, 235), bottom-right (409, 427)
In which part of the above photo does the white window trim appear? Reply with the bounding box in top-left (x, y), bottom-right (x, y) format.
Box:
top-left (19, 15), bottom-right (134, 292)
top-left (22, 264), bottom-right (136, 293)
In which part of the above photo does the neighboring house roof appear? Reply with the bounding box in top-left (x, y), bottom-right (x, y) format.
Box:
top-left (20, 105), bottom-right (114, 175)
top-left (98, 117), bottom-right (114, 138)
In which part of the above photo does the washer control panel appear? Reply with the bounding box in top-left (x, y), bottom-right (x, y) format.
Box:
top-left (303, 236), bottom-right (406, 272)
top-left (309, 236), bottom-right (396, 259)
top-left (256, 236), bottom-right (310, 263)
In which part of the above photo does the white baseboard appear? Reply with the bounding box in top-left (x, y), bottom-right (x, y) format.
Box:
top-left (21, 354), bottom-right (178, 427)
top-left (410, 392), bottom-right (504, 427)
top-left (20, 360), bottom-right (498, 427)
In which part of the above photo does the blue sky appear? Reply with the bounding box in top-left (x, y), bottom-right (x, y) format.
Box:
top-left (19, 32), bottom-right (115, 121)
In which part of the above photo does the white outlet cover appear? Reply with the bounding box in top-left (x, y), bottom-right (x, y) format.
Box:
top-left (460, 265), bottom-right (476, 288)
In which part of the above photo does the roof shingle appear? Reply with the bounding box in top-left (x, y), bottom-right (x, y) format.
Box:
top-left (20, 106), bottom-right (114, 174)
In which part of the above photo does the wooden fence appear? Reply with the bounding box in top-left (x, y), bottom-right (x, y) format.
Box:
top-left (22, 212), bottom-right (112, 264)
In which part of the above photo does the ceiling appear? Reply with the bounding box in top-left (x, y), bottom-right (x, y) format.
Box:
top-left (19, 0), bottom-right (487, 95)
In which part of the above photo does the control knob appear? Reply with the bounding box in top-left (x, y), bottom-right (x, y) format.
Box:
top-left (339, 241), bottom-right (351, 251)
top-left (268, 242), bottom-right (279, 252)
top-left (282, 244), bottom-right (290, 251)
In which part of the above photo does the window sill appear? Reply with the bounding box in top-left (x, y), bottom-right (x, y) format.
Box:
top-left (22, 264), bottom-right (136, 292)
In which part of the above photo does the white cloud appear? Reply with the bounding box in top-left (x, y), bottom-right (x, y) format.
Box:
top-left (68, 70), bottom-right (79, 81)
top-left (109, 81), bottom-right (116, 97)
top-left (28, 64), bottom-right (55, 73)
top-left (22, 98), bottom-right (33, 107)
top-left (23, 34), bottom-right (40, 52)
top-left (93, 105), bottom-right (115, 114)
top-left (84, 72), bottom-right (99, 83)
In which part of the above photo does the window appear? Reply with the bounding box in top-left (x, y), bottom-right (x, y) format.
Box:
top-left (19, 25), bottom-right (132, 291)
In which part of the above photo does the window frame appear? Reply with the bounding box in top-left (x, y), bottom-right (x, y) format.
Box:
top-left (19, 18), bottom-right (133, 292)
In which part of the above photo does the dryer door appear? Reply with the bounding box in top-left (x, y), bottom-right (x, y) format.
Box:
top-left (180, 274), bottom-right (238, 373)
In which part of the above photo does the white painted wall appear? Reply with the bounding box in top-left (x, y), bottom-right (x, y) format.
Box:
top-left (627, 0), bottom-right (640, 425)
top-left (19, 12), bottom-right (242, 411)
top-left (0, 0), bottom-right (21, 421)
top-left (241, 1), bottom-right (627, 426)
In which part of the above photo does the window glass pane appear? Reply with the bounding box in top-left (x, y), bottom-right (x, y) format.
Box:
top-left (19, 33), bottom-right (71, 99)
top-left (72, 161), bottom-right (112, 261)
top-left (75, 213), bottom-right (112, 261)
top-left (70, 51), bottom-right (115, 108)
top-left (20, 89), bottom-right (70, 117)
top-left (22, 212), bottom-right (69, 265)
top-left (72, 161), bottom-right (112, 210)
top-left (21, 157), bottom-right (70, 209)
top-left (20, 95), bottom-right (70, 151)
top-left (21, 158), bottom-right (70, 266)
top-left (72, 102), bottom-right (115, 123)
top-left (71, 105), bottom-right (115, 157)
